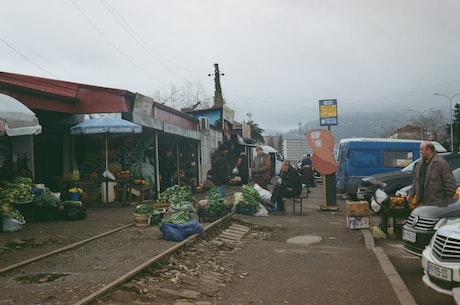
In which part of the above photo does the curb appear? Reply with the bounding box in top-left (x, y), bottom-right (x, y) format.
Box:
top-left (363, 229), bottom-right (417, 305)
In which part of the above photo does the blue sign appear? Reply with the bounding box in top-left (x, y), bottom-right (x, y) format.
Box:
top-left (319, 99), bottom-right (338, 126)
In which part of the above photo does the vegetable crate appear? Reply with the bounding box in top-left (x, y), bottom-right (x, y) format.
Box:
top-left (197, 206), bottom-right (219, 223)
top-left (235, 205), bottom-right (257, 216)
top-left (150, 212), bottom-right (165, 225)
top-left (133, 213), bottom-right (150, 227)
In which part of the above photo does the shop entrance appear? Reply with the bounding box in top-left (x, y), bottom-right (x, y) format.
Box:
top-left (158, 134), bottom-right (199, 193)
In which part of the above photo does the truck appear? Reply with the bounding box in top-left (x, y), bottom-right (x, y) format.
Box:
top-left (336, 138), bottom-right (446, 199)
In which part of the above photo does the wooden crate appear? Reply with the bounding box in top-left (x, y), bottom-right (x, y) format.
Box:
top-left (153, 202), bottom-right (170, 210)
top-left (345, 201), bottom-right (369, 216)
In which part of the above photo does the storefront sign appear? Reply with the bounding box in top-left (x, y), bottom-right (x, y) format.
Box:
top-left (134, 93), bottom-right (154, 116)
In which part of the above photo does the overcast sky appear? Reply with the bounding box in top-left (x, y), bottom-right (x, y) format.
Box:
top-left (1, 0), bottom-right (459, 133)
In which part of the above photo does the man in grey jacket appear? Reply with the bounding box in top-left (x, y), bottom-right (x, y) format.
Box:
top-left (407, 141), bottom-right (457, 204)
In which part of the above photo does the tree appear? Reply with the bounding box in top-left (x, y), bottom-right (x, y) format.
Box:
top-left (247, 120), bottom-right (265, 144)
top-left (452, 103), bottom-right (460, 151)
top-left (152, 81), bottom-right (212, 110)
top-left (409, 109), bottom-right (447, 141)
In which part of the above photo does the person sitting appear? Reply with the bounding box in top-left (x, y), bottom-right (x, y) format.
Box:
top-left (269, 160), bottom-right (302, 212)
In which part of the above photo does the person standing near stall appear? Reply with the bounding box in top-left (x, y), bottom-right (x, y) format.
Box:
top-left (235, 151), bottom-right (249, 185)
top-left (251, 146), bottom-right (271, 190)
top-left (211, 143), bottom-right (231, 197)
top-left (160, 149), bottom-right (175, 191)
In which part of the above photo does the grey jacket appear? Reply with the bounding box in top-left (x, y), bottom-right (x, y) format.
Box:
top-left (409, 153), bottom-right (457, 204)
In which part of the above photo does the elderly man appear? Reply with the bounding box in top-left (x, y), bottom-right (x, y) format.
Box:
top-left (251, 146), bottom-right (271, 190)
top-left (269, 160), bottom-right (302, 212)
top-left (407, 141), bottom-right (457, 204)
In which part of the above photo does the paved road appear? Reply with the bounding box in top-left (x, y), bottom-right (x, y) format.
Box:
top-left (377, 232), bottom-right (455, 305)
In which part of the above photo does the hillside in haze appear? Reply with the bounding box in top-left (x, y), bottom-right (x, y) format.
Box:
top-left (273, 112), bottom-right (388, 143)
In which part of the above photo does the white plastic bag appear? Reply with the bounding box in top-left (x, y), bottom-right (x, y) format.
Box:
top-left (3, 217), bottom-right (25, 232)
top-left (102, 170), bottom-right (116, 180)
top-left (232, 167), bottom-right (239, 175)
top-left (253, 183), bottom-right (272, 202)
top-left (254, 204), bottom-right (269, 217)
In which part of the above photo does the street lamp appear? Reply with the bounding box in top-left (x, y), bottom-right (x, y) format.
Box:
top-left (408, 107), bottom-right (433, 140)
top-left (434, 93), bottom-right (460, 152)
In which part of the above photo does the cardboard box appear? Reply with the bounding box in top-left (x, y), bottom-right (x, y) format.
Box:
top-left (345, 201), bottom-right (369, 216)
top-left (347, 216), bottom-right (370, 229)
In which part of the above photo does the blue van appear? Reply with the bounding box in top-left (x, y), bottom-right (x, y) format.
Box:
top-left (336, 138), bottom-right (447, 199)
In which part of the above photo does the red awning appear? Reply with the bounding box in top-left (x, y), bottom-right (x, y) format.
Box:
top-left (0, 72), bottom-right (134, 114)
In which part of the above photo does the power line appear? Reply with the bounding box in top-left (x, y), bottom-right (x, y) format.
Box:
top-left (99, 0), bottom-right (207, 77)
top-left (68, 0), bottom-right (168, 86)
top-left (0, 36), bottom-right (58, 79)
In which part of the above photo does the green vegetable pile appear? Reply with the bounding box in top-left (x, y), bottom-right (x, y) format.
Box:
top-left (237, 185), bottom-right (261, 207)
top-left (135, 204), bottom-right (156, 215)
top-left (1, 205), bottom-right (25, 223)
top-left (205, 187), bottom-right (225, 216)
top-left (158, 185), bottom-right (196, 208)
top-left (0, 177), bottom-right (34, 204)
top-left (134, 203), bottom-right (164, 214)
top-left (33, 190), bottom-right (61, 208)
top-left (160, 209), bottom-right (191, 224)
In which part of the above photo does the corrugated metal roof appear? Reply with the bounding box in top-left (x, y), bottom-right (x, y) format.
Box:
top-left (0, 71), bottom-right (134, 114)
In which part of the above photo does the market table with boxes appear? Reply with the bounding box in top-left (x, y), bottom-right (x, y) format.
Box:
top-left (346, 201), bottom-right (370, 229)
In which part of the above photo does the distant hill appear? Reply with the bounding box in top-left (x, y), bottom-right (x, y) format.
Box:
top-left (279, 112), bottom-right (385, 144)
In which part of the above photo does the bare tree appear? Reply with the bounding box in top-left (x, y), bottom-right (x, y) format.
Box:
top-left (409, 109), bottom-right (447, 141)
top-left (379, 125), bottom-right (399, 138)
top-left (153, 81), bottom-right (212, 110)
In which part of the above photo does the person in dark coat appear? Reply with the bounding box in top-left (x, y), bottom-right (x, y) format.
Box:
top-left (407, 141), bottom-right (457, 204)
top-left (211, 143), bottom-right (230, 197)
top-left (269, 160), bottom-right (302, 212)
top-left (160, 149), bottom-right (175, 191)
top-left (235, 151), bottom-right (249, 185)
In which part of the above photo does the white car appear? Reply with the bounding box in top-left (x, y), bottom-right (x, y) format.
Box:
top-left (421, 218), bottom-right (460, 296)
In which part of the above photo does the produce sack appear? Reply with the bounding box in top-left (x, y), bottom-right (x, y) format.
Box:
top-left (2, 217), bottom-right (25, 232)
top-left (160, 219), bottom-right (203, 241)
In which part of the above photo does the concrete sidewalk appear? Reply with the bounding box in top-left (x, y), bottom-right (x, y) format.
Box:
top-left (215, 184), bottom-right (417, 305)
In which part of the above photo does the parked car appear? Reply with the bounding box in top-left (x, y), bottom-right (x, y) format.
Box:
top-left (357, 152), bottom-right (460, 213)
top-left (421, 218), bottom-right (460, 296)
top-left (402, 166), bottom-right (460, 256)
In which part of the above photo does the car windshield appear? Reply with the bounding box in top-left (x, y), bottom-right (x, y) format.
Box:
top-left (401, 158), bottom-right (421, 173)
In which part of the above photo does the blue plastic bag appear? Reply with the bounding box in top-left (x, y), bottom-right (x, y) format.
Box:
top-left (160, 220), bottom-right (203, 241)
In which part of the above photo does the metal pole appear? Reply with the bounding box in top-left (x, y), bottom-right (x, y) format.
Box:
top-left (434, 93), bottom-right (460, 152)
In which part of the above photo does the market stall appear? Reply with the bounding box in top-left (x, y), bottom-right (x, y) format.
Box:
top-left (70, 116), bottom-right (142, 204)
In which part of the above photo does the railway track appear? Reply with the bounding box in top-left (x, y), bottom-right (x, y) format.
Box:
top-left (0, 211), bottom-right (240, 305)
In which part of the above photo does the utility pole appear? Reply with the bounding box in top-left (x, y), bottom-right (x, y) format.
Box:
top-left (209, 63), bottom-right (225, 107)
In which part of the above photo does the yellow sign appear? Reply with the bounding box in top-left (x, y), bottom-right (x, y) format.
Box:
top-left (319, 99), bottom-right (338, 126)
top-left (319, 104), bottom-right (337, 118)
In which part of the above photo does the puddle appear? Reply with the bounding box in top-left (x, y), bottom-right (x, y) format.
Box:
top-left (16, 273), bottom-right (69, 284)
top-left (287, 235), bottom-right (322, 245)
